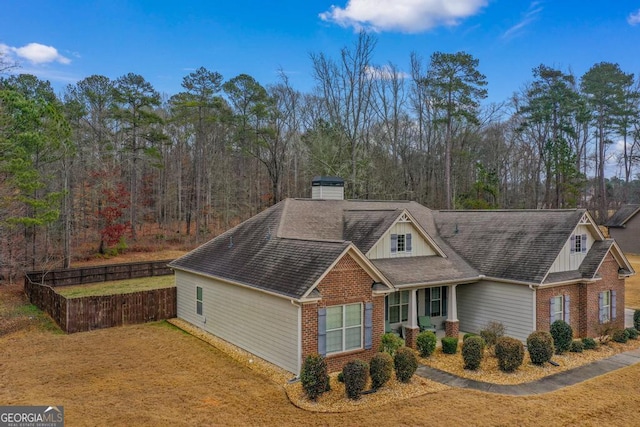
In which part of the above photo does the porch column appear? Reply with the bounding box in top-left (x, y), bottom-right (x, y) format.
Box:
top-left (445, 284), bottom-right (460, 338)
top-left (404, 289), bottom-right (419, 348)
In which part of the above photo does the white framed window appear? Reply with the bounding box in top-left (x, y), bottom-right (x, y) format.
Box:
top-left (196, 286), bottom-right (203, 316)
top-left (570, 233), bottom-right (587, 254)
top-left (551, 296), bottom-right (563, 323)
top-left (599, 290), bottom-right (614, 324)
top-left (426, 286), bottom-right (448, 317)
top-left (387, 291), bottom-right (409, 323)
top-left (326, 303), bottom-right (362, 354)
top-left (391, 233), bottom-right (412, 254)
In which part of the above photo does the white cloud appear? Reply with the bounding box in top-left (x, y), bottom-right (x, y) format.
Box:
top-left (365, 65), bottom-right (409, 80)
top-left (4, 42), bottom-right (71, 65)
top-left (502, 1), bottom-right (543, 40)
top-left (319, 0), bottom-right (488, 33)
top-left (628, 9), bottom-right (640, 26)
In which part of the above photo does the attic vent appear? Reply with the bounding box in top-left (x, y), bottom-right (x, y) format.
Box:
top-left (312, 176), bottom-right (344, 200)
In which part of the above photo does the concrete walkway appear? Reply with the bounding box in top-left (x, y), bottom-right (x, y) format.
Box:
top-left (417, 347), bottom-right (640, 396)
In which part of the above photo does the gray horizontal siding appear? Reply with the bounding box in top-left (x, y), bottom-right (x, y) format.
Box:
top-left (175, 271), bottom-right (299, 373)
top-left (457, 281), bottom-right (534, 342)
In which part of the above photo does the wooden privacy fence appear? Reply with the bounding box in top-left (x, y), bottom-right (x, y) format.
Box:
top-left (24, 260), bottom-right (174, 287)
top-left (24, 260), bottom-right (177, 333)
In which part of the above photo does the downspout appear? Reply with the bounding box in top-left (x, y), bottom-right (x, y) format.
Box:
top-left (529, 284), bottom-right (537, 332)
top-left (291, 300), bottom-right (302, 379)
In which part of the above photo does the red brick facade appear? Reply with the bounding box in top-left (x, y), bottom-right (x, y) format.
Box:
top-left (536, 252), bottom-right (625, 337)
top-left (301, 253), bottom-right (385, 373)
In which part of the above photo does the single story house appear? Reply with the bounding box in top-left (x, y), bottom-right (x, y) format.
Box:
top-left (169, 178), bottom-right (635, 375)
top-left (606, 204), bottom-right (640, 254)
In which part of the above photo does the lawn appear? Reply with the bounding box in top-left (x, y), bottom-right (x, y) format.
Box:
top-left (55, 275), bottom-right (175, 298)
top-left (625, 254), bottom-right (640, 309)
top-left (2, 283), bottom-right (640, 426)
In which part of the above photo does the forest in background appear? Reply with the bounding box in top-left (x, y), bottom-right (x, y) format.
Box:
top-left (2, 33), bottom-right (640, 277)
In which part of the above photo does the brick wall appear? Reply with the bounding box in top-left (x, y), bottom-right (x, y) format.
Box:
top-left (300, 253), bottom-right (385, 373)
top-left (536, 252), bottom-right (625, 338)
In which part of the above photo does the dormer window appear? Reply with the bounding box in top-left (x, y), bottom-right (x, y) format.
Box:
top-left (391, 233), bottom-right (412, 254)
top-left (570, 234), bottom-right (587, 254)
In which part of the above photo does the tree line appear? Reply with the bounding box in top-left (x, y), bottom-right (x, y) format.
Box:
top-left (2, 33), bottom-right (640, 276)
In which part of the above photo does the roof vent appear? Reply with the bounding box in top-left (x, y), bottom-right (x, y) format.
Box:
top-left (311, 176), bottom-right (344, 200)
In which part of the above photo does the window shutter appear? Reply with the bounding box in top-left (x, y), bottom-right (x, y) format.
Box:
top-left (391, 234), bottom-right (398, 253)
top-left (611, 290), bottom-right (617, 320)
top-left (581, 234), bottom-right (587, 253)
top-left (564, 294), bottom-right (570, 324)
top-left (598, 292), bottom-right (605, 324)
top-left (425, 288), bottom-right (431, 316)
top-left (364, 302), bottom-right (373, 350)
top-left (442, 286), bottom-right (448, 317)
top-left (550, 297), bottom-right (556, 324)
top-left (318, 308), bottom-right (327, 357)
top-left (570, 235), bottom-right (575, 253)
top-left (406, 233), bottom-right (412, 251)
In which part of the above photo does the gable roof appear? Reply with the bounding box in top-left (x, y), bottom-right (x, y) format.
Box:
top-left (433, 209), bottom-right (586, 284)
top-left (606, 204), bottom-right (640, 227)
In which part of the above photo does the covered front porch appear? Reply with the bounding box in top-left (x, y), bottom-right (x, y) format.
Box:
top-left (385, 284), bottom-right (463, 349)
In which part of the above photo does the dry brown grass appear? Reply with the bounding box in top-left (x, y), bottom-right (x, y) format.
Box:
top-left (625, 254), bottom-right (640, 309)
top-left (70, 249), bottom-right (188, 268)
top-left (2, 317), bottom-right (640, 426)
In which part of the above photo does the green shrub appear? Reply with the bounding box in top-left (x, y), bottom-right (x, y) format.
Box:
top-left (416, 331), bottom-right (437, 357)
top-left (634, 310), bottom-right (640, 331)
top-left (463, 333), bottom-right (478, 341)
top-left (526, 331), bottom-right (554, 365)
top-left (612, 328), bottom-right (629, 343)
top-left (369, 352), bottom-right (393, 390)
top-left (441, 336), bottom-right (459, 354)
top-left (461, 336), bottom-right (484, 370)
top-left (300, 354), bottom-right (329, 401)
top-left (581, 337), bottom-right (597, 350)
top-left (569, 340), bottom-right (584, 353)
top-left (625, 327), bottom-right (638, 340)
top-left (479, 321), bottom-right (505, 347)
top-left (343, 360), bottom-right (369, 400)
top-left (495, 337), bottom-right (524, 373)
top-left (379, 333), bottom-right (405, 356)
top-left (337, 371), bottom-right (344, 383)
top-left (394, 347), bottom-right (418, 383)
top-left (550, 320), bottom-right (573, 354)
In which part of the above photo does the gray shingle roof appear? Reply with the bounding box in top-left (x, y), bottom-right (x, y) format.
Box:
top-left (169, 202), bottom-right (350, 299)
top-left (343, 209), bottom-right (400, 254)
top-left (372, 256), bottom-right (479, 286)
top-left (433, 210), bottom-right (586, 284)
top-left (605, 204), bottom-right (640, 227)
top-left (579, 240), bottom-right (614, 279)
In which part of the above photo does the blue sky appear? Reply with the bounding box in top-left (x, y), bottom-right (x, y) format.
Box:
top-left (2, 0), bottom-right (640, 105)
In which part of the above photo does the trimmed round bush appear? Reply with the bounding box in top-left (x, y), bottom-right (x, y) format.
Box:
top-left (379, 333), bottom-right (405, 356)
top-left (634, 310), bottom-right (640, 331)
top-left (569, 340), bottom-right (584, 353)
top-left (463, 333), bottom-right (478, 341)
top-left (550, 320), bottom-right (573, 354)
top-left (416, 331), bottom-right (437, 357)
top-left (495, 336), bottom-right (524, 373)
top-left (581, 337), bottom-right (597, 350)
top-left (337, 372), bottom-right (344, 383)
top-left (441, 336), bottom-right (459, 354)
top-left (369, 352), bottom-right (393, 390)
top-left (300, 354), bottom-right (329, 401)
top-left (625, 327), bottom-right (638, 340)
top-left (462, 336), bottom-right (484, 370)
top-left (343, 360), bottom-right (369, 400)
top-left (394, 347), bottom-right (418, 383)
top-left (526, 331), bottom-right (554, 365)
top-left (612, 328), bottom-right (629, 343)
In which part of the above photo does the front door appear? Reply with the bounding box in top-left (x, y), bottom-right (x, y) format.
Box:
top-left (424, 286), bottom-right (447, 330)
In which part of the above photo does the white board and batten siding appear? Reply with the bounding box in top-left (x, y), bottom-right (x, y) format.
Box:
top-left (457, 281), bottom-right (535, 342)
top-left (176, 270), bottom-right (300, 374)
top-left (549, 224), bottom-right (595, 273)
top-left (367, 222), bottom-right (436, 259)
